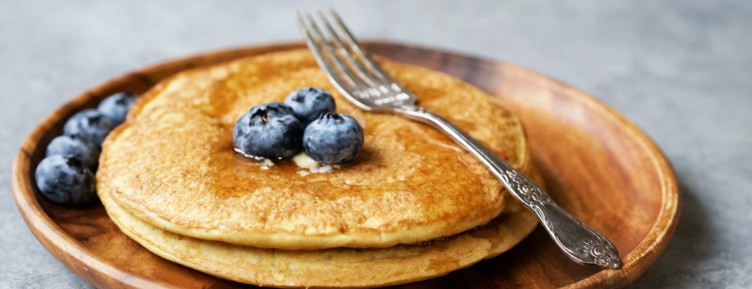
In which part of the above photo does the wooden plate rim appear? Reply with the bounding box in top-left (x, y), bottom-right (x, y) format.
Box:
top-left (11, 41), bottom-right (679, 289)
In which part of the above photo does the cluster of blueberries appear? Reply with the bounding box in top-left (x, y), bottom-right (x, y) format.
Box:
top-left (35, 92), bottom-right (137, 207)
top-left (234, 87), bottom-right (364, 164)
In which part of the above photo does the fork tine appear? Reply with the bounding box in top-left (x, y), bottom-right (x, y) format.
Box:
top-left (299, 13), bottom-right (366, 92)
top-left (327, 9), bottom-right (404, 92)
top-left (295, 12), bottom-right (356, 94)
top-left (317, 11), bottom-right (386, 90)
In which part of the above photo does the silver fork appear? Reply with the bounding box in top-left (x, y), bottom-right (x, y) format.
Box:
top-left (296, 10), bottom-right (621, 269)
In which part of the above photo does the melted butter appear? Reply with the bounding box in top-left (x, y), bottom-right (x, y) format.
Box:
top-left (292, 152), bottom-right (318, 170)
top-left (291, 152), bottom-right (338, 174)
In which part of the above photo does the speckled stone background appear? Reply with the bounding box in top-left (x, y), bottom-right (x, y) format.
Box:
top-left (1, 1), bottom-right (750, 288)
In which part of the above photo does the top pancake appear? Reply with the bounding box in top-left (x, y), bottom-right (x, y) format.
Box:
top-left (97, 49), bottom-right (529, 250)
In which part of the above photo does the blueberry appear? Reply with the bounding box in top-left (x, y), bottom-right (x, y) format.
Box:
top-left (233, 102), bottom-right (304, 160)
top-left (46, 135), bottom-right (100, 169)
top-left (284, 87), bottom-right (336, 125)
top-left (97, 91), bottom-right (137, 124)
top-left (303, 113), bottom-right (363, 164)
top-left (63, 109), bottom-right (117, 147)
top-left (34, 155), bottom-right (97, 207)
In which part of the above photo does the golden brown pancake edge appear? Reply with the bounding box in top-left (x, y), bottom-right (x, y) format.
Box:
top-left (99, 165), bottom-right (543, 288)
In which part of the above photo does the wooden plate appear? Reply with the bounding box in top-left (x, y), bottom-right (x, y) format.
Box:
top-left (12, 42), bottom-right (679, 289)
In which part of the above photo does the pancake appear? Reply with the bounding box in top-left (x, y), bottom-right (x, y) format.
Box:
top-left (98, 49), bottom-right (529, 250)
top-left (100, 165), bottom-right (543, 288)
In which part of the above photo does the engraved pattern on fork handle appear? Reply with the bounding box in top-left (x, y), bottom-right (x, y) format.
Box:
top-left (396, 105), bottom-right (622, 269)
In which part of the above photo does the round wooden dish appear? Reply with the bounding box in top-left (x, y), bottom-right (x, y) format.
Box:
top-left (12, 42), bottom-right (679, 289)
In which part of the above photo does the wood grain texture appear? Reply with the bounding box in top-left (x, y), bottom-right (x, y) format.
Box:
top-left (11, 41), bottom-right (679, 289)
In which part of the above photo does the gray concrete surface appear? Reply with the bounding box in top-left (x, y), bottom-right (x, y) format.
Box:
top-left (1, 0), bottom-right (750, 288)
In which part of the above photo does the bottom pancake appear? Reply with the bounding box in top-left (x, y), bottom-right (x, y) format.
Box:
top-left (100, 167), bottom-right (543, 288)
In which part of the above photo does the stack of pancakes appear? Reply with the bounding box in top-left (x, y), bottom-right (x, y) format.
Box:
top-left (97, 49), bottom-right (542, 288)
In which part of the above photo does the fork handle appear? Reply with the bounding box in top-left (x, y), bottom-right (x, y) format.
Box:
top-left (395, 105), bottom-right (622, 269)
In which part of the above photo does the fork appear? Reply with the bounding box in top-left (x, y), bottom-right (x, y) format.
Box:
top-left (296, 10), bottom-right (621, 269)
